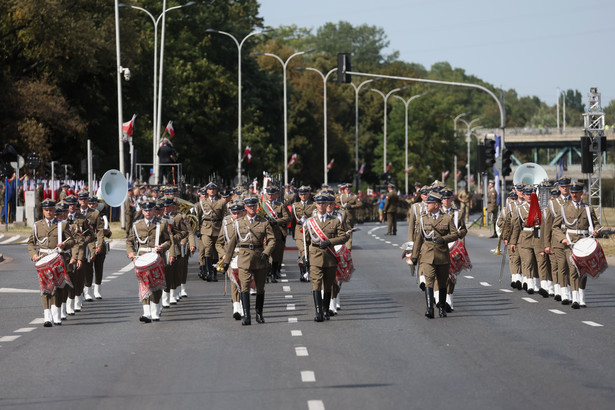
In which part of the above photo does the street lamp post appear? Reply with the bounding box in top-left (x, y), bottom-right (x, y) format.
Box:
top-left (349, 78), bottom-right (378, 191)
top-left (367, 86), bottom-right (406, 173)
top-left (206, 28), bottom-right (272, 184)
top-left (457, 116), bottom-right (481, 191)
top-left (113, 0), bottom-right (126, 229)
top-left (393, 92), bottom-right (428, 194)
top-left (254, 48), bottom-right (314, 185)
top-left (296, 67), bottom-right (336, 185)
top-left (119, 1), bottom-right (195, 185)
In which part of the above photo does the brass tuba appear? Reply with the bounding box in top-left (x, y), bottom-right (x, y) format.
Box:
top-left (177, 197), bottom-right (199, 233)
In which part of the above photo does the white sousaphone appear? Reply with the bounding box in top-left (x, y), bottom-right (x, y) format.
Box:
top-left (96, 169), bottom-right (129, 210)
top-left (512, 162), bottom-right (548, 186)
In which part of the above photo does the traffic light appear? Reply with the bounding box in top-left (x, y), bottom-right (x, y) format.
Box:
top-left (476, 144), bottom-right (486, 173)
top-left (501, 148), bottom-right (512, 177)
top-left (581, 136), bottom-right (593, 173)
top-left (337, 53), bottom-right (352, 84)
top-left (484, 139), bottom-right (496, 169)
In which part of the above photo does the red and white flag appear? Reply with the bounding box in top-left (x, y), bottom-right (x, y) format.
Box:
top-left (244, 146), bottom-right (252, 163)
top-left (443, 170), bottom-right (450, 180)
top-left (359, 163), bottom-right (366, 175)
top-left (405, 166), bottom-right (413, 174)
top-left (327, 158), bottom-right (335, 171)
top-left (164, 120), bottom-right (175, 138)
top-left (456, 170), bottom-right (462, 179)
top-left (288, 153), bottom-right (297, 167)
top-left (470, 175), bottom-right (474, 186)
top-left (122, 114), bottom-right (136, 142)
top-left (386, 162), bottom-right (392, 173)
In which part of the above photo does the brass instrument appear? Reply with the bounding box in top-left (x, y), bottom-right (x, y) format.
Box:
top-left (177, 197), bottom-right (199, 233)
top-left (492, 236), bottom-right (503, 255)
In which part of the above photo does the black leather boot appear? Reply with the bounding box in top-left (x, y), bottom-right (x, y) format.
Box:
top-left (438, 289), bottom-right (447, 317)
top-left (241, 292), bottom-right (251, 325)
top-left (255, 293), bottom-right (265, 324)
top-left (313, 291), bottom-right (324, 322)
top-left (323, 291), bottom-right (332, 320)
top-left (270, 262), bottom-right (278, 283)
top-left (206, 258), bottom-right (214, 282)
top-left (425, 287), bottom-right (434, 319)
top-left (198, 265), bottom-right (206, 280)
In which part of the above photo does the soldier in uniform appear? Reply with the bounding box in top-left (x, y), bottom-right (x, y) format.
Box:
top-left (325, 192), bottom-right (350, 316)
top-left (338, 183), bottom-right (360, 249)
top-left (163, 197), bottom-right (189, 305)
top-left (553, 181), bottom-right (600, 309)
top-left (195, 182), bottom-right (226, 282)
top-left (291, 186), bottom-right (315, 282)
top-left (487, 180), bottom-right (498, 238)
top-left (125, 187), bottom-right (135, 237)
top-left (216, 199), bottom-right (245, 319)
top-left (126, 199), bottom-right (173, 322)
top-left (262, 186), bottom-right (291, 283)
top-left (28, 199), bottom-right (76, 327)
top-left (408, 186), bottom-right (429, 290)
top-left (384, 183), bottom-right (398, 235)
top-left (500, 189), bottom-right (522, 290)
top-left (88, 195), bottom-right (110, 299)
top-left (78, 192), bottom-right (104, 302)
top-left (457, 185), bottom-right (470, 224)
top-left (548, 178), bottom-right (572, 303)
top-left (221, 196), bottom-right (276, 325)
top-left (410, 192), bottom-right (459, 318)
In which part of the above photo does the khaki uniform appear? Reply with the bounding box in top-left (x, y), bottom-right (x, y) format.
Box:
top-left (457, 189), bottom-right (470, 223)
top-left (502, 200), bottom-right (522, 287)
top-left (216, 215), bottom-right (240, 303)
top-left (292, 200), bottom-right (316, 259)
top-left (195, 196), bottom-right (226, 277)
top-left (434, 206), bottom-right (467, 297)
top-left (384, 190), bottom-right (399, 235)
top-left (487, 187), bottom-right (498, 234)
top-left (80, 207), bottom-right (104, 292)
top-left (543, 196), bottom-right (570, 299)
top-left (510, 201), bottom-right (539, 291)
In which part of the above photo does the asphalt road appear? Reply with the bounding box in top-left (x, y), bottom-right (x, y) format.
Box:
top-left (1, 222), bottom-right (614, 410)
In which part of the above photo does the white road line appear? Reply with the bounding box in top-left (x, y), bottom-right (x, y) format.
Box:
top-left (301, 371), bottom-right (316, 382)
top-left (522, 297), bottom-right (538, 303)
top-left (288, 318), bottom-right (298, 323)
top-left (464, 275), bottom-right (474, 279)
top-left (583, 321), bottom-right (604, 327)
top-left (392, 244), bottom-right (399, 247)
top-left (291, 330), bottom-right (302, 337)
top-left (374, 236), bottom-right (380, 240)
top-left (285, 295), bottom-right (293, 299)
top-left (0, 288), bottom-right (39, 294)
top-left (106, 276), bottom-right (118, 279)
top-left (281, 279), bottom-right (289, 283)
top-left (480, 282), bottom-right (491, 287)
top-left (499, 289), bottom-right (514, 293)
top-left (14, 328), bottom-right (36, 333)
top-left (102, 280), bottom-right (111, 283)
top-left (295, 347), bottom-right (309, 357)
top-left (113, 271), bottom-right (125, 275)
top-left (549, 309), bottom-right (566, 315)
top-left (280, 273), bottom-right (287, 277)
top-left (283, 286), bottom-right (291, 292)
top-left (308, 400), bottom-right (325, 410)
top-left (0, 234), bottom-right (4, 240)
top-left (30, 318), bottom-right (44, 325)
top-left (120, 263), bottom-right (134, 272)
top-left (0, 236), bottom-right (20, 244)
top-left (286, 304), bottom-right (296, 311)
top-left (385, 241), bottom-right (392, 244)
top-left (0, 335), bottom-right (21, 342)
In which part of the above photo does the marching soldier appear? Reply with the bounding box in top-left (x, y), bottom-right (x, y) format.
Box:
top-left (410, 192), bottom-right (459, 319)
top-left (457, 186), bottom-right (470, 224)
top-left (28, 199), bottom-right (76, 327)
top-left (195, 182), bottom-right (226, 282)
top-left (501, 189), bottom-right (523, 290)
top-left (510, 186), bottom-right (541, 295)
top-left (304, 193), bottom-right (350, 322)
top-left (384, 183), bottom-right (398, 235)
top-left (221, 196), bottom-right (276, 325)
top-left (487, 180), bottom-right (498, 238)
top-left (262, 186), bottom-right (291, 283)
top-left (407, 186), bottom-right (429, 290)
top-left (338, 183), bottom-right (360, 249)
top-left (548, 178), bottom-right (572, 303)
top-left (292, 186), bottom-right (315, 282)
top-left (63, 195), bottom-right (86, 316)
top-left (325, 192), bottom-right (350, 316)
top-left (77, 192), bottom-right (104, 302)
top-left (553, 181), bottom-right (600, 309)
top-left (126, 199), bottom-right (173, 323)
top-left (88, 195), bottom-right (110, 299)
top-left (216, 199), bottom-right (245, 319)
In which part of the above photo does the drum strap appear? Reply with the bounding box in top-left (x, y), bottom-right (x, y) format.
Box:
top-left (419, 216), bottom-right (435, 240)
top-left (233, 219), bottom-right (252, 243)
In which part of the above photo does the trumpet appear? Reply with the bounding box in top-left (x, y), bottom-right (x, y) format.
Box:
top-left (492, 236), bottom-right (503, 255)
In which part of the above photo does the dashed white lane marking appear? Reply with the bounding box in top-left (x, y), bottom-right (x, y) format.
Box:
top-left (0, 236), bottom-right (20, 244)
top-left (385, 241), bottom-right (392, 244)
top-left (113, 271), bottom-right (125, 275)
top-left (106, 276), bottom-right (119, 279)
top-left (583, 321), bottom-right (604, 327)
top-left (0, 335), bottom-right (21, 342)
top-left (281, 279), bottom-right (289, 283)
top-left (14, 328), bottom-right (36, 333)
top-left (287, 304), bottom-right (296, 311)
top-left (120, 263), bottom-right (133, 272)
top-left (464, 276), bottom-right (474, 279)
top-left (281, 273), bottom-right (287, 277)
top-left (301, 371), bottom-right (316, 382)
top-left (549, 309), bottom-right (566, 315)
top-left (500, 289), bottom-right (514, 293)
top-left (291, 330), bottom-right (302, 336)
top-left (288, 318), bottom-right (298, 323)
top-left (392, 244), bottom-right (400, 247)
top-left (102, 280), bottom-right (111, 283)
top-left (30, 318), bottom-right (44, 325)
top-left (522, 297), bottom-right (538, 303)
top-left (295, 347), bottom-right (309, 357)
top-left (480, 282), bottom-right (491, 287)
top-left (283, 286), bottom-right (291, 292)
top-left (0, 288), bottom-right (39, 294)
top-left (308, 400), bottom-right (325, 410)
top-left (285, 295), bottom-right (293, 299)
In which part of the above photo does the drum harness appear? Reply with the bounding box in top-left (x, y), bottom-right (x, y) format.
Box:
top-left (559, 203), bottom-right (594, 246)
top-left (34, 220), bottom-right (70, 256)
top-left (133, 219), bottom-right (161, 257)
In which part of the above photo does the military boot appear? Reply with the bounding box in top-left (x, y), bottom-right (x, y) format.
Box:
top-left (425, 287), bottom-right (435, 319)
top-left (255, 293), bottom-right (265, 324)
top-left (241, 292), bottom-right (251, 325)
top-left (313, 291), bottom-right (324, 322)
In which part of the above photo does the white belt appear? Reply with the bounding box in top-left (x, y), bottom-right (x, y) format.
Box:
top-left (137, 247), bottom-right (155, 256)
top-left (522, 227), bottom-right (535, 231)
top-left (39, 248), bottom-right (69, 255)
top-left (567, 229), bottom-right (589, 235)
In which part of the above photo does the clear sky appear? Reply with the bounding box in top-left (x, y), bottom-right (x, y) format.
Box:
top-left (257, 0), bottom-right (615, 107)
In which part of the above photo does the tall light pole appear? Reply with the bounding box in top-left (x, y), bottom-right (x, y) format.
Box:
top-left (296, 67), bottom-right (336, 184)
top-left (350, 78), bottom-right (378, 190)
top-left (206, 28), bottom-right (272, 184)
top-left (367, 86), bottom-right (406, 173)
top-left (113, 0), bottom-right (126, 228)
top-left (457, 116), bottom-right (481, 190)
top-left (393, 92), bottom-right (428, 194)
top-left (254, 48), bottom-right (314, 185)
top-left (119, 1), bottom-right (195, 185)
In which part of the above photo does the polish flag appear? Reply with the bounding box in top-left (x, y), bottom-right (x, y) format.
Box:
top-left (288, 153), bottom-right (297, 167)
top-left (359, 163), bottom-right (366, 175)
top-left (386, 162), bottom-right (392, 172)
top-left (327, 158), bottom-right (335, 171)
top-left (122, 114), bottom-right (136, 141)
top-left (244, 146), bottom-right (252, 163)
top-left (164, 120), bottom-right (175, 138)
top-left (443, 170), bottom-right (450, 180)
top-left (405, 166), bottom-right (413, 174)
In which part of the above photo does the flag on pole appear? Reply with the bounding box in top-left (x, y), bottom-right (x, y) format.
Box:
top-left (359, 163), bottom-right (366, 175)
top-left (243, 146), bottom-right (252, 163)
top-left (327, 158), bottom-right (335, 171)
top-left (164, 120), bottom-right (175, 138)
top-left (456, 170), bottom-right (462, 179)
top-left (288, 153), bottom-right (297, 167)
top-left (405, 166), bottom-right (413, 174)
top-left (494, 135), bottom-right (501, 204)
top-left (386, 162), bottom-right (392, 172)
top-left (443, 170), bottom-right (450, 180)
top-left (122, 114), bottom-right (136, 142)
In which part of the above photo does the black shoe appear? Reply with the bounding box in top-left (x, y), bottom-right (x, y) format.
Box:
top-left (323, 292), bottom-right (331, 321)
top-left (515, 281), bottom-right (522, 290)
top-left (241, 293), bottom-right (251, 325)
top-left (419, 282), bottom-right (426, 292)
top-left (139, 316), bottom-right (151, 323)
top-left (44, 321), bottom-right (52, 328)
top-left (554, 295), bottom-right (562, 302)
top-left (490, 234), bottom-right (498, 238)
top-left (242, 316), bottom-right (251, 325)
top-left (255, 294), bottom-right (265, 324)
top-left (527, 288), bottom-right (534, 295)
top-left (313, 291), bottom-right (324, 322)
top-left (438, 290), bottom-right (447, 317)
top-left (445, 303), bottom-right (453, 313)
top-left (538, 288), bottom-right (549, 298)
top-left (233, 311), bottom-right (242, 320)
top-left (571, 302), bottom-right (580, 309)
top-left (522, 282), bottom-right (528, 291)
top-left (510, 282), bottom-right (515, 289)
top-left (425, 287), bottom-right (435, 319)
top-left (561, 299), bottom-right (571, 305)
top-left (580, 303), bottom-right (587, 308)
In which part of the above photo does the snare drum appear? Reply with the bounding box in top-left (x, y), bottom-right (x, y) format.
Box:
top-left (334, 244), bottom-right (354, 283)
top-left (35, 253), bottom-right (71, 294)
top-left (571, 237), bottom-right (607, 279)
top-left (449, 239), bottom-right (472, 277)
top-left (134, 253), bottom-right (166, 301)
